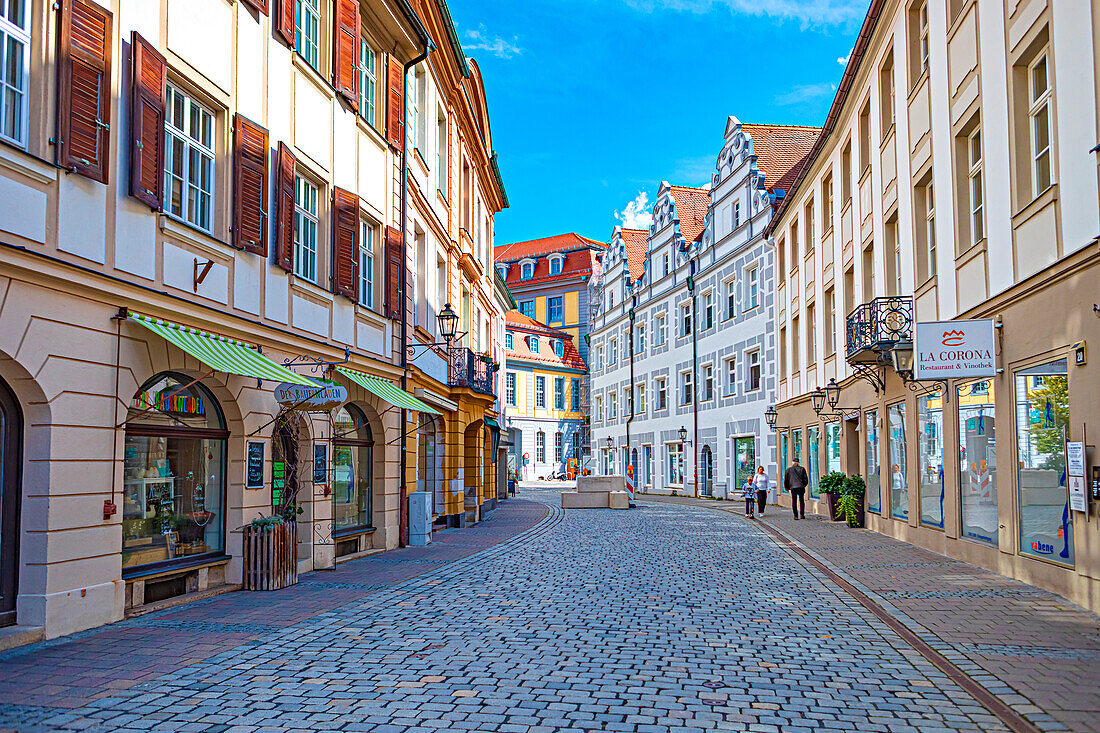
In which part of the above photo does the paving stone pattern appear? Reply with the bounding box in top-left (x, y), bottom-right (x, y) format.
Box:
top-left (649, 494), bottom-right (1100, 733)
top-left (0, 489), bottom-right (1035, 732)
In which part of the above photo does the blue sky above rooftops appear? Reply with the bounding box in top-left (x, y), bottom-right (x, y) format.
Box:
top-left (449, 0), bottom-right (866, 246)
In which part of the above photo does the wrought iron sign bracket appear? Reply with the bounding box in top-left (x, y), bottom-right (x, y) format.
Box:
top-left (900, 374), bottom-right (951, 402)
top-left (850, 362), bottom-right (886, 394)
top-left (407, 333), bottom-right (466, 364)
top-left (282, 348), bottom-right (351, 374)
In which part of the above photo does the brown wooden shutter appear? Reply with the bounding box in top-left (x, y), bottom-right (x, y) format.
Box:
top-left (384, 225), bottom-right (403, 319)
top-left (233, 114), bottom-right (270, 255)
top-left (331, 187), bottom-right (359, 301)
top-left (128, 32), bottom-right (165, 210)
top-left (332, 0), bottom-right (359, 110)
top-left (241, 0), bottom-right (269, 15)
top-left (274, 142), bottom-right (297, 272)
top-left (59, 0), bottom-right (113, 183)
top-left (275, 0), bottom-right (295, 47)
top-left (386, 56), bottom-right (404, 152)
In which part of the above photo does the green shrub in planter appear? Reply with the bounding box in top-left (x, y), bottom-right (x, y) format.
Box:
top-left (837, 474), bottom-right (867, 527)
top-left (819, 471), bottom-right (846, 494)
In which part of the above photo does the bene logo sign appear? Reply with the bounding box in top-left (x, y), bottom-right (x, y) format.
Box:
top-left (914, 319), bottom-right (997, 380)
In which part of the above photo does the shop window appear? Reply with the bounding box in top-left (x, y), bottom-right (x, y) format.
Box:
top-left (958, 380), bottom-right (997, 546)
top-left (807, 426), bottom-right (820, 500)
top-left (1015, 359), bottom-right (1072, 565)
top-left (826, 422), bottom-right (841, 474)
top-left (667, 443), bottom-right (684, 486)
top-left (917, 392), bottom-right (944, 529)
top-left (865, 410), bottom-right (881, 513)
top-left (888, 402), bottom-right (909, 520)
top-left (780, 432), bottom-right (790, 489)
top-left (123, 373), bottom-right (227, 573)
top-left (332, 405), bottom-right (373, 534)
top-left (791, 428), bottom-right (803, 467)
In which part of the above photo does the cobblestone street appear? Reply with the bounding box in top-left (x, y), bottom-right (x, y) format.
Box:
top-left (1, 490), bottom-right (1097, 732)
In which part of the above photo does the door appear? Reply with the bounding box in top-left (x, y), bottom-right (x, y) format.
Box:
top-left (734, 437), bottom-right (755, 496)
top-left (700, 446), bottom-right (713, 497)
top-left (0, 378), bottom-right (22, 627)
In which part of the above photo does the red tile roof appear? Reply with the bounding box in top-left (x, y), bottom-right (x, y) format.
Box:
top-left (494, 232), bottom-right (605, 263)
top-left (501, 247), bottom-right (599, 288)
top-left (669, 185), bottom-right (710, 243)
top-left (505, 310), bottom-right (587, 370)
top-left (741, 123), bottom-right (821, 196)
top-left (620, 228), bottom-right (648, 281)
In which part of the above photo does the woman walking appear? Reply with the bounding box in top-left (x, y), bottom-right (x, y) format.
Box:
top-left (753, 466), bottom-right (769, 517)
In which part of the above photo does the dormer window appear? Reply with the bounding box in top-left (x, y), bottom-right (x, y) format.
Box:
top-left (552, 339), bottom-right (563, 357)
top-left (529, 336), bottom-right (539, 354)
top-left (505, 332), bottom-right (513, 349)
top-left (520, 260), bottom-right (535, 280)
top-left (497, 265), bottom-right (508, 279)
top-left (549, 254), bottom-right (564, 276)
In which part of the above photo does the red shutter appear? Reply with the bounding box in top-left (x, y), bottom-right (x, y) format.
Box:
top-left (386, 56), bottom-right (404, 152)
top-left (275, 0), bottom-right (295, 47)
top-left (274, 142), bottom-right (297, 272)
top-left (128, 32), bottom-right (165, 209)
top-left (233, 114), bottom-right (270, 255)
top-left (384, 225), bottom-right (404, 319)
top-left (332, 187), bottom-right (359, 301)
top-left (241, 0), bottom-right (269, 15)
top-left (332, 0), bottom-right (359, 109)
top-left (59, 0), bottom-right (113, 183)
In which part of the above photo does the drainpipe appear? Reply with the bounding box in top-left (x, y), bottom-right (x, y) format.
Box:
top-left (399, 39), bottom-right (433, 548)
top-left (689, 256), bottom-right (699, 499)
top-left (627, 295), bottom-right (636, 480)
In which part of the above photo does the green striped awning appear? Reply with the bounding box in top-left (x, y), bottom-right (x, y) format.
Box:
top-left (336, 367), bottom-right (441, 414)
top-left (129, 312), bottom-right (314, 386)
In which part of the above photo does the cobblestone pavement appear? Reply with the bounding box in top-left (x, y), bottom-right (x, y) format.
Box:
top-left (0, 490), bottom-right (1087, 732)
top-left (644, 493), bottom-right (1100, 733)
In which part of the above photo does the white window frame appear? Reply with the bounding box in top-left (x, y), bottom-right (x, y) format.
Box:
top-left (0, 0), bottom-right (30, 147)
top-left (609, 391), bottom-right (617, 419)
top-left (732, 200), bottom-right (740, 228)
top-left (917, 1), bottom-right (929, 76)
top-left (549, 254), bottom-right (564, 275)
top-left (655, 377), bottom-right (667, 410)
top-left (505, 332), bottom-right (513, 350)
top-left (703, 291), bottom-right (713, 330)
top-left (554, 432), bottom-right (564, 462)
top-left (436, 107), bottom-right (448, 197)
top-left (505, 372), bottom-right (516, 406)
top-left (296, 0), bottom-right (321, 70)
top-left (680, 370), bottom-right (693, 405)
top-left (746, 266), bottom-right (759, 309)
top-left (359, 39), bottom-right (377, 126)
top-left (655, 314), bottom-right (667, 346)
top-left (725, 279), bottom-right (736, 319)
top-left (536, 431), bottom-right (546, 462)
top-left (968, 128), bottom-right (984, 245)
top-left (747, 349), bottom-right (761, 392)
top-left (535, 376), bottom-right (546, 408)
top-left (554, 377), bottom-right (565, 410)
top-left (681, 303), bottom-right (692, 337)
top-left (636, 324), bottom-right (645, 354)
top-left (1028, 50), bottom-right (1052, 196)
top-left (530, 337), bottom-right (539, 354)
top-left (666, 442), bottom-right (684, 486)
top-left (924, 181), bottom-right (936, 278)
top-left (595, 395), bottom-right (603, 421)
top-left (359, 220), bottom-right (376, 308)
top-left (702, 364), bottom-right (713, 401)
top-left (609, 338), bottom-right (617, 365)
top-left (520, 261), bottom-right (534, 280)
top-left (294, 175), bottom-right (320, 283)
top-left (164, 84), bottom-right (216, 232)
top-left (726, 357), bottom-right (737, 394)
top-left (637, 382), bottom-right (646, 414)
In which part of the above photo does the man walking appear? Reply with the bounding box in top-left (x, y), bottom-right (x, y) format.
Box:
top-left (784, 457), bottom-right (809, 519)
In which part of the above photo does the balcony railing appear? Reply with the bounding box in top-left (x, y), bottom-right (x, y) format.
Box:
top-left (448, 347), bottom-right (495, 397)
top-left (845, 296), bottom-right (914, 364)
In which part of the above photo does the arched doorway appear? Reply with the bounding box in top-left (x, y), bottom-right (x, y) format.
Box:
top-left (463, 419), bottom-right (484, 523)
top-left (122, 373), bottom-right (227, 574)
top-left (0, 376), bottom-right (22, 627)
top-left (332, 405), bottom-right (372, 536)
top-left (272, 414), bottom-right (306, 519)
top-left (417, 415), bottom-right (442, 514)
top-left (700, 445), bottom-right (714, 497)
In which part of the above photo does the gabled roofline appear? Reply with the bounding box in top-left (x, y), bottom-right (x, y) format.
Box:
top-left (435, 0), bottom-right (471, 78)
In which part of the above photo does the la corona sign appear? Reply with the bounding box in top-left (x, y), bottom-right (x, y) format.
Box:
top-left (914, 319), bottom-right (996, 379)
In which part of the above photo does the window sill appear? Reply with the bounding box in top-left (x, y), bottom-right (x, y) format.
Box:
top-left (292, 51), bottom-right (332, 101)
top-left (880, 125), bottom-right (896, 150)
top-left (356, 115), bottom-right (386, 148)
top-left (907, 68), bottom-right (930, 102)
top-left (331, 524), bottom-right (376, 539)
top-left (0, 143), bottom-right (58, 185)
top-left (1012, 183), bottom-right (1059, 227)
top-left (159, 215), bottom-right (232, 259)
top-left (955, 238), bottom-right (987, 268)
top-left (289, 274), bottom-right (335, 303)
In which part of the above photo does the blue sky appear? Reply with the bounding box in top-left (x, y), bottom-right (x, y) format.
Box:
top-left (448, 0), bottom-right (868, 246)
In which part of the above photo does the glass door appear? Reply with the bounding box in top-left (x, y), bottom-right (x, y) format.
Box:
top-left (734, 437), bottom-right (755, 495)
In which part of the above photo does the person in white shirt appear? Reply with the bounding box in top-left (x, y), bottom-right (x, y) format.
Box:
top-left (753, 466), bottom-right (770, 517)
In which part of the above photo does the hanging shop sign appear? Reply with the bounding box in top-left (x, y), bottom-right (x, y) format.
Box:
top-left (914, 319), bottom-right (996, 380)
top-left (273, 379), bottom-right (347, 411)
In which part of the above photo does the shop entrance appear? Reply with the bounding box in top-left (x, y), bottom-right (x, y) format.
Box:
top-left (699, 446), bottom-right (713, 497)
top-left (272, 414), bottom-right (305, 518)
top-left (734, 437), bottom-right (755, 495)
top-left (0, 377), bottom-right (21, 627)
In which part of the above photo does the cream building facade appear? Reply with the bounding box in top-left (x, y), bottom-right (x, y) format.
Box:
top-left (0, 0), bottom-right (505, 642)
top-left (770, 0), bottom-right (1100, 613)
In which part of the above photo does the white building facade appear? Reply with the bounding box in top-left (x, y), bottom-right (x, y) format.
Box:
top-left (589, 119), bottom-right (817, 498)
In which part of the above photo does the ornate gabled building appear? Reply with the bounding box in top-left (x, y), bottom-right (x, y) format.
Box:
top-left (588, 119), bottom-right (817, 497)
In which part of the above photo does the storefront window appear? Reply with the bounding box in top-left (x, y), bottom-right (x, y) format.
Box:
top-left (780, 432), bottom-right (789, 491)
top-left (917, 392), bottom-right (944, 529)
top-left (888, 402), bottom-right (908, 520)
top-left (123, 373), bottom-right (227, 572)
top-left (807, 426), bottom-right (820, 500)
top-left (826, 422), bottom-right (841, 473)
top-left (792, 428), bottom-right (802, 467)
top-left (866, 410), bottom-right (880, 513)
top-left (958, 380), bottom-right (997, 546)
top-left (332, 405), bottom-right (373, 533)
top-left (1015, 360), bottom-right (1072, 565)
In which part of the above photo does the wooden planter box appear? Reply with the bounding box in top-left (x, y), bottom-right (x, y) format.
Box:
top-left (243, 520), bottom-right (297, 591)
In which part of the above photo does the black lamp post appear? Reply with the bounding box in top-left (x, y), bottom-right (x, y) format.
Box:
top-left (437, 303), bottom-right (459, 343)
top-left (764, 405), bottom-right (778, 428)
top-left (825, 378), bottom-right (841, 410)
top-left (810, 386), bottom-right (827, 414)
top-left (678, 425), bottom-right (688, 443)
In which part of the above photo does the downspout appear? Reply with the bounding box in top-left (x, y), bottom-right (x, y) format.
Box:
top-left (690, 255), bottom-right (699, 499)
top-left (627, 295), bottom-right (636, 483)
top-left (399, 39), bottom-right (433, 548)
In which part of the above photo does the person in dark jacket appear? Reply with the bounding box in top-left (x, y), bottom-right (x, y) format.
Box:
top-left (784, 457), bottom-right (809, 519)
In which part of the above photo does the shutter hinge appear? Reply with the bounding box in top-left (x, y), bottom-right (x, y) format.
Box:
top-left (95, 119), bottom-right (110, 131)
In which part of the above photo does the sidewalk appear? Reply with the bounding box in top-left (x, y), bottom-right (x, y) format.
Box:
top-left (644, 494), bottom-right (1100, 733)
top-left (0, 499), bottom-right (548, 728)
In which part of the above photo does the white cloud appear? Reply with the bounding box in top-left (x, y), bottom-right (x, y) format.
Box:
top-left (621, 0), bottom-right (864, 28)
top-left (774, 82), bottom-right (837, 106)
top-left (837, 53), bottom-right (851, 66)
top-left (464, 24), bottom-right (523, 59)
top-left (615, 191), bottom-right (654, 230)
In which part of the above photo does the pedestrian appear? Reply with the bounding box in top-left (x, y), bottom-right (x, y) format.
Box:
top-left (784, 456), bottom-right (809, 519)
top-left (753, 466), bottom-right (769, 517)
top-left (742, 474), bottom-right (756, 518)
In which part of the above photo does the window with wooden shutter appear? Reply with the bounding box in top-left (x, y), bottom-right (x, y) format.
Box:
top-left (129, 32), bottom-right (165, 209)
top-left (233, 114), bottom-right (269, 255)
top-left (386, 56), bottom-right (403, 152)
top-left (384, 225), bottom-right (404, 319)
top-left (332, 0), bottom-right (359, 109)
top-left (331, 187), bottom-right (359, 300)
top-left (274, 0), bottom-right (295, 47)
top-left (274, 142), bottom-right (297, 272)
top-left (240, 0), bottom-right (269, 15)
top-left (59, 0), bottom-right (113, 183)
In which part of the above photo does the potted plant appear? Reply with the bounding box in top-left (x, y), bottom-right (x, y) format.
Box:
top-left (836, 474), bottom-right (867, 528)
top-left (819, 471), bottom-right (846, 521)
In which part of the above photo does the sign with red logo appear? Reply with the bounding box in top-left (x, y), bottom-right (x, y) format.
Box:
top-left (914, 320), bottom-right (996, 379)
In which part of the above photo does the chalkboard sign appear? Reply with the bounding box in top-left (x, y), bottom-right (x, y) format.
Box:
top-left (246, 441), bottom-right (265, 489)
top-left (313, 443), bottom-right (327, 485)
